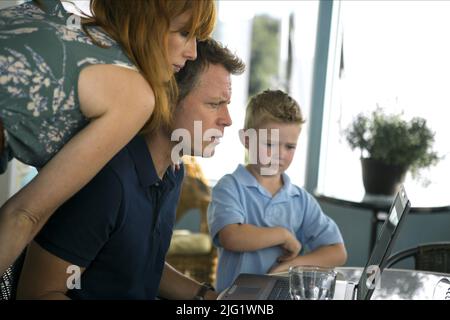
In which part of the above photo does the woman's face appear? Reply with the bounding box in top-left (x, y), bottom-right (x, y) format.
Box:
top-left (168, 11), bottom-right (197, 74)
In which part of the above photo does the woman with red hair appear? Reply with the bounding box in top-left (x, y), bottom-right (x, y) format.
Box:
top-left (0, 0), bottom-right (216, 275)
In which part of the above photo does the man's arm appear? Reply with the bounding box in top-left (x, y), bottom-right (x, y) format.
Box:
top-left (16, 241), bottom-right (85, 300)
top-left (158, 262), bottom-right (218, 300)
top-left (218, 223), bottom-right (301, 260)
top-left (268, 243), bottom-right (347, 274)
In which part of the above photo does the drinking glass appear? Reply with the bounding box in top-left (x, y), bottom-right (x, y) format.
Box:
top-left (289, 266), bottom-right (337, 300)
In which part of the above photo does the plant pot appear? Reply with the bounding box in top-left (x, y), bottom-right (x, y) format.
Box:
top-left (361, 158), bottom-right (407, 196)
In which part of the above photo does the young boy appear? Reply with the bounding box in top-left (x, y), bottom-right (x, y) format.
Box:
top-left (208, 90), bottom-right (347, 292)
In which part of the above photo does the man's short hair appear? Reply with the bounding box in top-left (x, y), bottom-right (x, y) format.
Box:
top-left (175, 38), bottom-right (245, 102)
top-left (244, 89), bottom-right (306, 130)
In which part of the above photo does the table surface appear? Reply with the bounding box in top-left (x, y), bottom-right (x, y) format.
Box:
top-left (336, 267), bottom-right (450, 300)
top-left (315, 186), bottom-right (450, 213)
top-left (275, 267), bottom-right (450, 300)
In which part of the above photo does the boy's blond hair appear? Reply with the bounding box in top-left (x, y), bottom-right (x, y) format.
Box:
top-left (244, 90), bottom-right (305, 130)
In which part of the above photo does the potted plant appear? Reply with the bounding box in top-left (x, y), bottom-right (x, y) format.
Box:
top-left (345, 108), bottom-right (440, 195)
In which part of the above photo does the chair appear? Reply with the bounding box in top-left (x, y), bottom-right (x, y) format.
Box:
top-left (0, 250), bottom-right (26, 300)
top-left (165, 157), bottom-right (217, 285)
top-left (385, 242), bottom-right (450, 274)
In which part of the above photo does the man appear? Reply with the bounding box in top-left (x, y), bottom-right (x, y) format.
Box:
top-left (16, 39), bottom-right (245, 300)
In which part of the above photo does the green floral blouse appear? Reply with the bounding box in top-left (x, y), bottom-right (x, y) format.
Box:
top-left (0, 0), bottom-right (135, 173)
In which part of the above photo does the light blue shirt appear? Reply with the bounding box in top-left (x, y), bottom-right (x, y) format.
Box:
top-left (208, 165), bottom-right (344, 292)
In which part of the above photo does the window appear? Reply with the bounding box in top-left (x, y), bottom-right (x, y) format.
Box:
top-left (319, 1), bottom-right (450, 202)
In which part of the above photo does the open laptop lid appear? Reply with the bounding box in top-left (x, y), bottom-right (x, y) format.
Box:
top-left (356, 185), bottom-right (411, 300)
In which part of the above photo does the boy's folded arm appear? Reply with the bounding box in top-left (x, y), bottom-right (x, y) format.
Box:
top-left (269, 243), bottom-right (348, 274)
top-left (296, 243), bottom-right (347, 267)
top-left (218, 223), bottom-right (292, 252)
top-left (305, 243), bottom-right (347, 266)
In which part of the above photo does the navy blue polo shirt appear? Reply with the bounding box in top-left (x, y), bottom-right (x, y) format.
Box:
top-left (35, 135), bottom-right (184, 299)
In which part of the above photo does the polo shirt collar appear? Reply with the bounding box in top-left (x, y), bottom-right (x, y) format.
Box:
top-left (280, 172), bottom-right (302, 197)
top-left (233, 164), bottom-right (301, 198)
top-left (234, 164), bottom-right (260, 188)
top-left (127, 135), bottom-right (160, 188)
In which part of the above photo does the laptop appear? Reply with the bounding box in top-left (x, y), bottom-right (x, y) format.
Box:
top-left (218, 185), bottom-right (411, 300)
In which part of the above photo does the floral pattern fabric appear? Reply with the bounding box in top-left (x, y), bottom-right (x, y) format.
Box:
top-left (0, 0), bottom-right (134, 172)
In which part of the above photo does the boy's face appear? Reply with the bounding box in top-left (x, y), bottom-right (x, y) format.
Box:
top-left (172, 63), bottom-right (232, 158)
top-left (246, 121), bottom-right (301, 175)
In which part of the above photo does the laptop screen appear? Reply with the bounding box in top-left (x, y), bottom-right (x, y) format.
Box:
top-left (356, 185), bottom-right (411, 300)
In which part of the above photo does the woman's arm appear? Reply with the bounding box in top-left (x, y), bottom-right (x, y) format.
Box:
top-left (0, 65), bottom-right (154, 274)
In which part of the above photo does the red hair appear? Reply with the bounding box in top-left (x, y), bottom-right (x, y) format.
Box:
top-left (34, 0), bottom-right (216, 133)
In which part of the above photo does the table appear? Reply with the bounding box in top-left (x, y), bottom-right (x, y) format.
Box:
top-left (314, 189), bottom-right (450, 253)
top-left (273, 267), bottom-right (450, 299)
top-left (335, 267), bottom-right (450, 300)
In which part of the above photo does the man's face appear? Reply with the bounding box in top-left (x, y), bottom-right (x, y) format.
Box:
top-left (172, 63), bottom-right (232, 158)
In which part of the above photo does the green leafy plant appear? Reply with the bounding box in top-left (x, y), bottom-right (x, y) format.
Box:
top-left (345, 108), bottom-right (440, 178)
